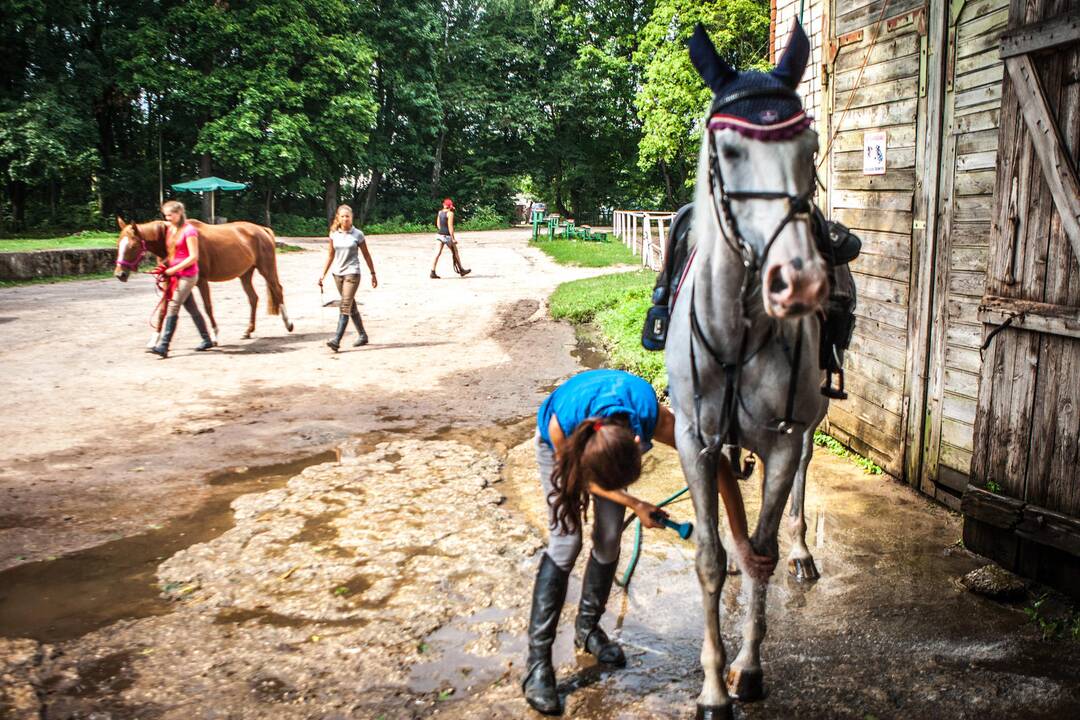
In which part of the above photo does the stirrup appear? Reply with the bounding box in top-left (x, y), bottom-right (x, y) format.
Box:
top-left (821, 368), bottom-right (848, 400)
top-left (641, 286), bottom-right (670, 351)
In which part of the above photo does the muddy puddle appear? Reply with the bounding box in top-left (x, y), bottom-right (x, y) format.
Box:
top-left (0, 450), bottom-right (336, 643)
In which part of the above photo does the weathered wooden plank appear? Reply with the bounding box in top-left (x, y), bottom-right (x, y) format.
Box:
top-left (836, 0), bottom-right (926, 36)
top-left (957, 7), bottom-right (1010, 45)
top-left (835, 33), bottom-right (922, 73)
top-left (846, 340), bottom-right (907, 383)
top-left (947, 323), bottom-right (984, 351)
top-left (955, 47), bottom-right (1003, 77)
top-left (956, 150), bottom-right (998, 171)
top-left (948, 345), bottom-right (983, 374)
top-left (955, 64), bottom-right (1005, 94)
top-left (962, 484), bottom-right (1024, 529)
top-left (857, 229), bottom-right (913, 260)
top-left (834, 98), bottom-right (920, 132)
top-left (939, 442), bottom-right (973, 475)
top-left (953, 108), bottom-right (1000, 134)
top-left (833, 170), bottom-right (917, 190)
top-left (832, 147), bottom-right (917, 171)
top-left (956, 128), bottom-right (1001, 154)
top-left (949, 270), bottom-right (988, 296)
top-left (951, 221), bottom-right (993, 246)
top-left (844, 370), bottom-right (906, 416)
top-left (955, 83), bottom-right (1003, 109)
top-left (954, 169), bottom-right (997, 196)
top-left (833, 125), bottom-right (917, 152)
top-left (1006, 54), bottom-right (1080, 265)
top-left (828, 398), bottom-right (903, 449)
top-left (852, 270), bottom-right (910, 304)
top-left (843, 77), bottom-right (921, 110)
top-left (833, 207), bottom-right (914, 234)
top-left (849, 250), bottom-right (910, 281)
top-left (826, 408), bottom-right (902, 477)
top-left (850, 332), bottom-right (908, 372)
top-left (999, 11), bottom-right (1080, 59)
top-left (833, 189), bottom-right (914, 212)
top-left (950, 245), bottom-right (989, 272)
top-left (945, 367), bottom-right (980, 398)
top-left (833, 53), bottom-right (922, 93)
top-left (942, 416), bottom-right (975, 451)
top-left (854, 295), bottom-right (910, 330)
top-left (954, 195), bottom-right (995, 222)
top-left (979, 295), bottom-right (1080, 340)
top-left (854, 313), bottom-right (909, 351)
top-left (1016, 506), bottom-right (1080, 557)
top-left (948, 297), bottom-right (982, 324)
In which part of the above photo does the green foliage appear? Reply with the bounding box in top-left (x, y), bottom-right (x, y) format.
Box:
top-left (531, 239), bottom-right (638, 267)
top-left (1024, 593), bottom-right (1080, 642)
top-left (986, 479), bottom-right (1003, 494)
top-left (634, 0), bottom-right (771, 204)
top-left (0, 271), bottom-right (116, 288)
top-left (813, 432), bottom-right (884, 475)
top-left (549, 270), bottom-right (656, 323)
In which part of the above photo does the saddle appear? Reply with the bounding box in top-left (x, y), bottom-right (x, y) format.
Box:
top-left (641, 202), bottom-right (860, 400)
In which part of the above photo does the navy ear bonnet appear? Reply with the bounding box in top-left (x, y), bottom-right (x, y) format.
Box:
top-left (690, 20), bottom-right (812, 140)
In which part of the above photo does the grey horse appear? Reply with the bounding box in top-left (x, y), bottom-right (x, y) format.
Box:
top-left (665, 22), bottom-right (829, 719)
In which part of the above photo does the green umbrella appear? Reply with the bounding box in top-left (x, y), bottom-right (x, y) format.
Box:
top-left (170, 176), bottom-right (247, 223)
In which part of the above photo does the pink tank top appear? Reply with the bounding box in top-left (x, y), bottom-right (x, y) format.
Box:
top-left (169, 224), bottom-right (199, 278)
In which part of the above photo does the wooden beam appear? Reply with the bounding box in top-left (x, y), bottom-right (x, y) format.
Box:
top-left (961, 484), bottom-right (1023, 530)
top-left (979, 295), bottom-right (1080, 340)
top-left (1016, 506), bottom-right (1080, 557)
top-left (1005, 54), bottom-right (1080, 265)
top-left (999, 11), bottom-right (1080, 59)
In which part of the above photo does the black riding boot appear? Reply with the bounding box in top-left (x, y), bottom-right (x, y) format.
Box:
top-left (150, 316), bottom-right (178, 358)
top-left (350, 309), bottom-right (369, 346)
top-left (522, 553), bottom-right (570, 715)
top-left (327, 314), bottom-right (349, 352)
top-left (190, 311), bottom-right (214, 351)
top-left (574, 554), bottom-right (626, 666)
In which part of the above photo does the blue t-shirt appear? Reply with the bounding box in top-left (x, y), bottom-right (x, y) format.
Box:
top-left (537, 369), bottom-right (659, 452)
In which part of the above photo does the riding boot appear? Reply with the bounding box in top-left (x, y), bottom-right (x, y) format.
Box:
top-left (453, 257), bottom-right (471, 276)
top-left (522, 553), bottom-right (570, 716)
top-left (150, 316), bottom-right (178, 358)
top-left (190, 312), bottom-right (214, 351)
top-left (327, 314), bottom-right (349, 352)
top-left (574, 553), bottom-right (626, 666)
top-left (350, 309), bottom-right (369, 346)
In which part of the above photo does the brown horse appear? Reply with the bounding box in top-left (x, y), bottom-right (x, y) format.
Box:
top-left (113, 217), bottom-right (294, 340)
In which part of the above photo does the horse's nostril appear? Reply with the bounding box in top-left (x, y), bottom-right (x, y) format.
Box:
top-left (769, 272), bottom-right (788, 295)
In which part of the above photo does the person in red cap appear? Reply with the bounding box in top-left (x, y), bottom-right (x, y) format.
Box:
top-left (431, 198), bottom-right (471, 278)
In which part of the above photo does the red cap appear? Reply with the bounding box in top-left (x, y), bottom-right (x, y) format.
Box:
top-left (443, 198), bottom-right (455, 209)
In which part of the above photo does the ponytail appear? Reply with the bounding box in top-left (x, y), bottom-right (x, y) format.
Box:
top-left (548, 415), bottom-right (641, 533)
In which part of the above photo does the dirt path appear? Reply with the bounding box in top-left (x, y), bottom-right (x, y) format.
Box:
top-left (0, 229), bottom-right (606, 570)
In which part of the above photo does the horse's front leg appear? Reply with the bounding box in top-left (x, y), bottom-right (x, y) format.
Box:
top-left (196, 278), bottom-right (219, 345)
top-left (678, 434), bottom-right (733, 720)
top-left (786, 428), bottom-right (819, 581)
top-left (239, 269), bottom-right (258, 339)
top-left (728, 443), bottom-right (800, 701)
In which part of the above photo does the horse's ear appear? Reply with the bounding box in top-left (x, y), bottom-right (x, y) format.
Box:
top-left (771, 20), bottom-right (810, 89)
top-left (689, 23), bottom-right (735, 94)
top-left (116, 216), bottom-right (126, 230)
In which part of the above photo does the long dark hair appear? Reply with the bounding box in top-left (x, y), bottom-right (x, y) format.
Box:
top-left (548, 415), bottom-right (641, 534)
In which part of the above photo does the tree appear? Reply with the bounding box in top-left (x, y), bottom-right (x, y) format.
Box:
top-left (634, 0), bottom-right (770, 206)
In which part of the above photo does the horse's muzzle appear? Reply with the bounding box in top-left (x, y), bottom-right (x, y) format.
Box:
top-left (763, 262), bottom-right (827, 318)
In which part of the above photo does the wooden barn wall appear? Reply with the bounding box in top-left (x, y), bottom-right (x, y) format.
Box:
top-left (821, 4), bottom-right (926, 478)
top-left (919, 0), bottom-right (1009, 506)
top-left (967, 0), bottom-right (1080, 593)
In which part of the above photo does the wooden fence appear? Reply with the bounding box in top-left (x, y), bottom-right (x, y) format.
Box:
top-left (612, 210), bottom-right (677, 271)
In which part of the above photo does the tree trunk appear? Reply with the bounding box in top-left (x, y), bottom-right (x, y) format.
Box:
top-left (431, 127), bottom-right (446, 195)
top-left (659, 160), bottom-right (676, 209)
top-left (264, 186), bottom-right (272, 226)
top-left (9, 180), bottom-right (26, 231)
top-left (324, 177), bottom-right (339, 224)
top-left (200, 153), bottom-right (212, 220)
top-left (360, 168), bottom-right (382, 226)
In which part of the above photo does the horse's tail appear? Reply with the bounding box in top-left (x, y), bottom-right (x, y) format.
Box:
top-left (261, 225), bottom-right (284, 316)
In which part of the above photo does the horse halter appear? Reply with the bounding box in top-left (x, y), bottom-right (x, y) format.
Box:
top-left (116, 233), bottom-right (148, 270)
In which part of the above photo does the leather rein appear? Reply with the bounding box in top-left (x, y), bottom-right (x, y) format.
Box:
top-left (686, 106), bottom-right (817, 455)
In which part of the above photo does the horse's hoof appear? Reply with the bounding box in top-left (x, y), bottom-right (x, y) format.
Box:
top-left (696, 704), bottom-right (734, 720)
top-left (286, 322), bottom-right (294, 332)
top-left (242, 332), bottom-right (252, 339)
top-left (727, 666), bottom-right (764, 701)
top-left (788, 557), bottom-right (820, 582)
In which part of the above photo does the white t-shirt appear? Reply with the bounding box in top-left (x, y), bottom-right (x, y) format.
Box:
top-left (329, 227), bottom-right (365, 276)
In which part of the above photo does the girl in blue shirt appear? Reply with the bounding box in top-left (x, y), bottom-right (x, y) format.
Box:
top-left (522, 369), bottom-right (772, 715)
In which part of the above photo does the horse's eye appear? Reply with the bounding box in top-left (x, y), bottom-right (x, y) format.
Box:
top-left (721, 144), bottom-right (742, 161)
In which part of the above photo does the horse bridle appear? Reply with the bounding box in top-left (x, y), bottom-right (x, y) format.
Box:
top-left (687, 96), bottom-right (818, 455)
top-left (116, 232), bottom-right (148, 270)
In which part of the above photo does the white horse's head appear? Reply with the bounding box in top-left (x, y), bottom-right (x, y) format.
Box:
top-left (690, 21), bottom-right (827, 319)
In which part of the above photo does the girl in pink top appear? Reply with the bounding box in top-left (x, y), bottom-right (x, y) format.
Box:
top-left (150, 200), bottom-right (213, 357)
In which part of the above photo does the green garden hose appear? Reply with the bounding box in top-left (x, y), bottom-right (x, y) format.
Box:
top-left (615, 485), bottom-right (691, 588)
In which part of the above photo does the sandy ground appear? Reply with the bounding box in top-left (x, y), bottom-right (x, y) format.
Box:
top-left (1, 229), bottom-right (1078, 719)
top-left (0, 229), bottom-right (601, 570)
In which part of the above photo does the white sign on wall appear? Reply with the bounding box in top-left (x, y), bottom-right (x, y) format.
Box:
top-left (863, 130), bottom-right (887, 175)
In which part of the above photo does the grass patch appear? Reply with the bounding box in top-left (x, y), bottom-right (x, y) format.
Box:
top-left (813, 432), bottom-right (883, 474)
top-left (276, 243), bottom-right (304, 253)
top-left (0, 271), bottom-right (116, 288)
top-left (549, 269), bottom-right (655, 323)
top-left (531, 238), bottom-right (637, 267)
top-left (0, 231), bottom-right (116, 252)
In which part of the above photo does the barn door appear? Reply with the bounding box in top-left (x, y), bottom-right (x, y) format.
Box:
top-left (963, 0), bottom-right (1080, 594)
top-left (917, 0), bottom-right (1010, 507)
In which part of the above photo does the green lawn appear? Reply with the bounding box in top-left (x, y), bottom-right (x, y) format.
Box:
top-left (0, 232), bottom-right (116, 252)
top-left (531, 238), bottom-right (638, 267)
top-left (0, 271), bottom-right (116, 288)
top-left (549, 269), bottom-right (667, 391)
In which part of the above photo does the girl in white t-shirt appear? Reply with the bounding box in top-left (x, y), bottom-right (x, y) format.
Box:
top-left (318, 205), bottom-right (377, 350)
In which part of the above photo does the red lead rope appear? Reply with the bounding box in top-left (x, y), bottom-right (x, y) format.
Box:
top-left (149, 265), bottom-right (177, 331)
